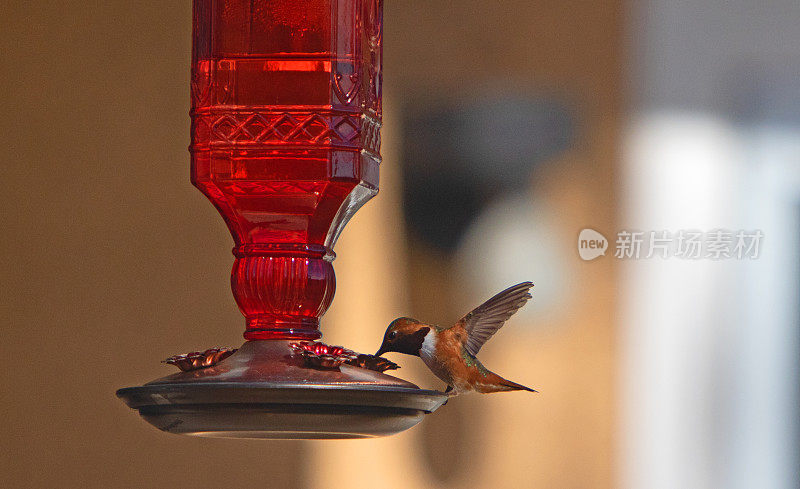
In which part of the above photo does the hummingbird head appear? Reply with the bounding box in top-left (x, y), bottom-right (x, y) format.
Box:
top-left (375, 317), bottom-right (431, 357)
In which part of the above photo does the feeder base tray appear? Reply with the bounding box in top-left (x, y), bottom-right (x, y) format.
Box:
top-left (117, 340), bottom-right (448, 439)
top-left (118, 383), bottom-right (445, 439)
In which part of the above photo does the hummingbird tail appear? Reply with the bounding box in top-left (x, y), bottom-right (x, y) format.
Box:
top-left (478, 372), bottom-right (538, 393)
top-left (498, 378), bottom-right (538, 393)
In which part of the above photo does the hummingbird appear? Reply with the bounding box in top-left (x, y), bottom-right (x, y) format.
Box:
top-left (375, 282), bottom-right (536, 395)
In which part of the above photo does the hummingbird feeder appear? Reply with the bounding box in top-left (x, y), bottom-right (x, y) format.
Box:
top-left (117, 0), bottom-right (447, 439)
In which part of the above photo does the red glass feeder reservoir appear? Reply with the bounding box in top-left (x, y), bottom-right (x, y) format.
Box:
top-left (117, 0), bottom-right (446, 439)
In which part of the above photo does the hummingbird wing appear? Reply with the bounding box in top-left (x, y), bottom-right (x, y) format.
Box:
top-left (458, 282), bottom-right (533, 357)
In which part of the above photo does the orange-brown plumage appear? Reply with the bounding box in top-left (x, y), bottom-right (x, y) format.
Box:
top-left (375, 282), bottom-right (536, 395)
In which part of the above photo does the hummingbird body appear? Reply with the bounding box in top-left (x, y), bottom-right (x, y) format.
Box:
top-left (376, 282), bottom-right (536, 395)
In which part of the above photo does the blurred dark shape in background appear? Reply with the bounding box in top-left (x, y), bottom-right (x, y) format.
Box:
top-left (402, 95), bottom-right (574, 251)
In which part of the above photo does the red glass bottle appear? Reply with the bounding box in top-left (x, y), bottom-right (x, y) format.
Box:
top-left (190, 0), bottom-right (382, 340)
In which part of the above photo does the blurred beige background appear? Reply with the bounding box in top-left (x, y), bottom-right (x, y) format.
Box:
top-left (0, 1), bottom-right (620, 488)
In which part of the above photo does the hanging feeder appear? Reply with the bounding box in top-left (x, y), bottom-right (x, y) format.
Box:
top-left (117, 0), bottom-right (447, 439)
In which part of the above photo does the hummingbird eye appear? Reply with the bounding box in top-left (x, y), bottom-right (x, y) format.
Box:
top-left (388, 331), bottom-right (397, 340)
